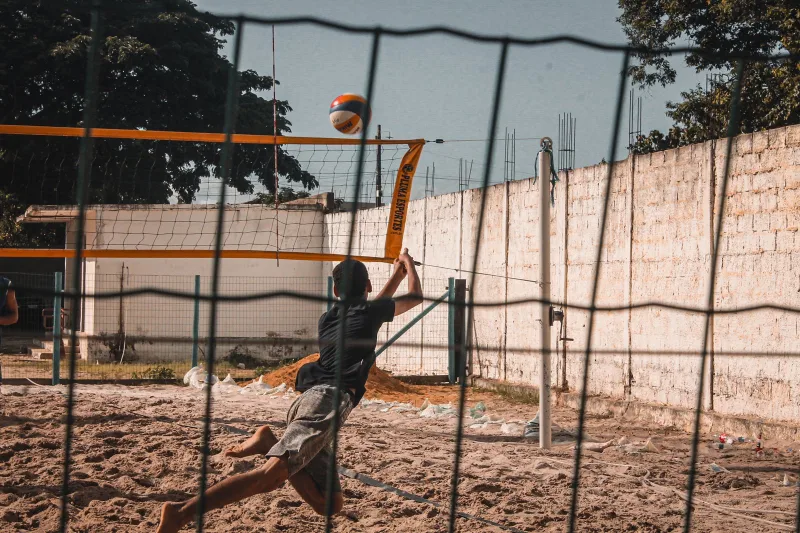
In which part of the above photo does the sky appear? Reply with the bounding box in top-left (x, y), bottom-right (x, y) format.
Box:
top-left (193, 0), bottom-right (705, 203)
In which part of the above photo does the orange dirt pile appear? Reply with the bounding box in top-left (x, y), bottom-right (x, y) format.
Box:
top-left (254, 354), bottom-right (495, 407)
top-left (258, 354), bottom-right (411, 395)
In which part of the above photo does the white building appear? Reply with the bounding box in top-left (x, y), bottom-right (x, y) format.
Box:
top-left (21, 202), bottom-right (329, 364)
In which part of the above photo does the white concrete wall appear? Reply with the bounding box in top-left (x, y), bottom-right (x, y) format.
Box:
top-left (325, 125), bottom-right (800, 424)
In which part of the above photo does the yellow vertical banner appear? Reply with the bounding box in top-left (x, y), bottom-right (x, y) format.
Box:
top-left (384, 142), bottom-right (424, 259)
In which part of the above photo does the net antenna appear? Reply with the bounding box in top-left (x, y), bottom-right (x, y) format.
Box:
top-left (375, 124), bottom-right (383, 206)
top-left (272, 24), bottom-right (280, 265)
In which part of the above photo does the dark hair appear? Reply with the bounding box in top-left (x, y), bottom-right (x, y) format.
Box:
top-left (332, 259), bottom-right (369, 299)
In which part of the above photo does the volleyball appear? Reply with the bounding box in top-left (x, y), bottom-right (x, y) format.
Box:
top-left (329, 93), bottom-right (371, 135)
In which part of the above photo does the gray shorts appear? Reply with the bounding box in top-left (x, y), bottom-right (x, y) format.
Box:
top-left (266, 384), bottom-right (354, 493)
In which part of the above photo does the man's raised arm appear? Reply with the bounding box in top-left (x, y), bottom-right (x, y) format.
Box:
top-left (374, 256), bottom-right (407, 300)
top-left (392, 250), bottom-right (423, 316)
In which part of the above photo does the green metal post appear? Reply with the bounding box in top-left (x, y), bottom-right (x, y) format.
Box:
top-left (191, 275), bottom-right (200, 368)
top-left (327, 276), bottom-right (334, 312)
top-left (447, 278), bottom-right (456, 384)
top-left (375, 291), bottom-right (448, 358)
top-left (52, 273), bottom-right (63, 385)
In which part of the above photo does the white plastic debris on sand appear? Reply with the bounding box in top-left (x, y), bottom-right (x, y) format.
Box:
top-left (211, 374), bottom-right (241, 394)
top-left (360, 399), bottom-right (416, 413)
top-left (186, 366), bottom-right (219, 390)
top-left (581, 439), bottom-right (616, 453)
top-left (709, 463), bottom-right (729, 473)
top-left (183, 366), bottom-right (202, 385)
top-left (267, 383), bottom-right (288, 396)
top-left (182, 369), bottom-right (295, 398)
top-left (418, 403), bottom-right (457, 419)
top-left (239, 378), bottom-right (291, 397)
top-left (617, 437), bottom-right (660, 454)
top-left (239, 376), bottom-right (272, 395)
top-left (641, 437), bottom-right (659, 453)
top-left (500, 422), bottom-right (524, 436)
top-left (470, 413), bottom-right (506, 429)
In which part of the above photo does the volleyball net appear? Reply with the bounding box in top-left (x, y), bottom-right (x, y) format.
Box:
top-left (0, 125), bottom-right (423, 262)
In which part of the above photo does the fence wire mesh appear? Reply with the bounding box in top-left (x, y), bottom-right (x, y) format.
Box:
top-left (0, 3), bottom-right (799, 533)
top-left (0, 273), bottom-right (324, 382)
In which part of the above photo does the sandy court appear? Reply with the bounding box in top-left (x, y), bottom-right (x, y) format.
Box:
top-left (1, 383), bottom-right (799, 532)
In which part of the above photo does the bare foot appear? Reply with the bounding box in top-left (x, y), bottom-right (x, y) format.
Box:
top-left (155, 502), bottom-right (185, 533)
top-left (222, 425), bottom-right (278, 458)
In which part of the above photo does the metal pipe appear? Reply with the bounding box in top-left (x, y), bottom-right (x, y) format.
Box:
top-left (375, 290), bottom-right (448, 357)
top-left (52, 273), bottom-right (63, 385)
top-left (376, 124), bottom-right (382, 206)
top-left (538, 140), bottom-right (552, 450)
top-left (191, 275), bottom-right (200, 368)
top-left (447, 278), bottom-right (456, 384)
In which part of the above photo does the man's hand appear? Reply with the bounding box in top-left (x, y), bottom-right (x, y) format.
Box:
top-left (376, 249), bottom-right (415, 300)
top-left (398, 248), bottom-right (415, 270)
top-left (393, 256), bottom-right (407, 276)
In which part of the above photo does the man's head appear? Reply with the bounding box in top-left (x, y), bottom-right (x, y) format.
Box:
top-left (332, 259), bottom-right (371, 300)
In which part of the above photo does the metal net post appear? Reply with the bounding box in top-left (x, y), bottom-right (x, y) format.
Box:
top-left (537, 139), bottom-right (553, 450)
top-left (52, 273), bottom-right (63, 386)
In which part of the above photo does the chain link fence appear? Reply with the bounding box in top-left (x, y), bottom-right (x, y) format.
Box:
top-left (0, 272), bottom-right (458, 383)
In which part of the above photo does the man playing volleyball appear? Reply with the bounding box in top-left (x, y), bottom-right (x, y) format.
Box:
top-left (156, 250), bottom-right (422, 532)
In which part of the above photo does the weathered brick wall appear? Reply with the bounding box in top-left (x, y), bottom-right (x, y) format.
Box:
top-left (712, 129), bottom-right (800, 421)
top-left (628, 143), bottom-right (711, 409)
top-left (324, 125), bottom-right (800, 423)
top-left (504, 179), bottom-right (547, 385)
top-left (560, 162), bottom-right (631, 399)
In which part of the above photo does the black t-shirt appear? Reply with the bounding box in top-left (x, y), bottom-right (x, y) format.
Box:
top-left (295, 298), bottom-right (395, 405)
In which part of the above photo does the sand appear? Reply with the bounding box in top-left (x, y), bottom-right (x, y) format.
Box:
top-left (1, 383), bottom-right (798, 532)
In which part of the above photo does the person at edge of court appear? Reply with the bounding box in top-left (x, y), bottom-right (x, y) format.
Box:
top-left (155, 249), bottom-right (423, 533)
top-left (0, 275), bottom-right (20, 385)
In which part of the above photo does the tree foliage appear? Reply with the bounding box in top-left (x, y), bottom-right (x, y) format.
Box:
top-left (0, 192), bottom-right (61, 247)
top-left (253, 187), bottom-right (311, 205)
top-left (0, 0), bottom-right (316, 246)
top-left (619, 1), bottom-right (800, 154)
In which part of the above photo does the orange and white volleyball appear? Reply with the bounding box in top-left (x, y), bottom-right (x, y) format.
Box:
top-left (329, 93), bottom-right (371, 135)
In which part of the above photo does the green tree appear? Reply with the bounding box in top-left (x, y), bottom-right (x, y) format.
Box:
top-left (0, 0), bottom-right (316, 246)
top-left (0, 192), bottom-right (61, 247)
top-left (619, 1), bottom-right (800, 154)
top-left (253, 187), bottom-right (311, 205)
